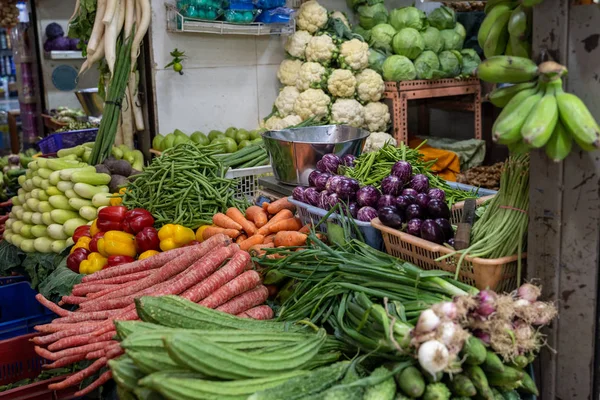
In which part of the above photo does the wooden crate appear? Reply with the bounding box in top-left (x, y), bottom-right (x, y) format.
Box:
top-left (383, 78), bottom-right (482, 143)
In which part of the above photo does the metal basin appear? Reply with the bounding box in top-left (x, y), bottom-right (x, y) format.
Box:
top-left (262, 125), bottom-right (369, 185)
top-left (75, 88), bottom-right (104, 117)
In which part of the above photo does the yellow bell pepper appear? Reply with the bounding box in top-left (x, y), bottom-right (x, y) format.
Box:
top-left (195, 225), bottom-right (212, 242)
top-left (139, 250), bottom-right (160, 260)
top-left (158, 224), bottom-right (196, 251)
top-left (97, 231), bottom-right (137, 258)
top-left (90, 219), bottom-right (101, 236)
top-left (79, 252), bottom-right (108, 274)
top-left (70, 236), bottom-right (92, 254)
top-left (109, 188), bottom-right (128, 206)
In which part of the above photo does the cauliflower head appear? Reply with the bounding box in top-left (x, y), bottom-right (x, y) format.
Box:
top-left (282, 114), bottom-right (303, 127)
top-left (277, 59), bottom-right (303, 86)
top-left (338, 39), bottom-right (370, 72)
top-left (297, 0), bottom-right (328, 34)
top-left (294, 89), bottom-right (331, 120)
top-left (275, 86), bottom-right (301, 117)
top-left (363, 102), bottom-right (391, 132)
top-left (327, 69), bottom-right (356, 99)
top-left (363, 131), bottom-right (397, 153)
top-left (355, 68), bottom-right (385, 103)
top-left (285, 30), bottom-right (313, 59)
top-left (305, 34), bottom-right (338, 65)
top-left (263, 114), bottom-right (303, 130)
top-left (330, 11), bottom-right (350, 29)
top-left (331, 98), bottom-right (364, 128)
top-left (296, 62), bottom-right (329, 91)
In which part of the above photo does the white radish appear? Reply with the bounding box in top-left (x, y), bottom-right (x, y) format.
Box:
top-left (418, 340), bottom-right (449, 378)
top-left (135, 0), bottom-right (141, 29)
top-left (130, 0), bottom-right (151, 71)
top-left (124, 0), bottom-right (135, 39)
top-left (104, 0), bottom-right (121, 75)
top-left (103, 0), bottom-right (117, 24)
top-left (129, 70), bottom-right (145, 131)
top-left (115, 115), bottom-right (124, 146)
top-left (69, 0), bottom-right (80, 22)
top-left (117, 0), bottom-right (126, 33)
top-left (79, 37), bottom-right (105, 76)
top-left (122, 90), bottom-right (135, 148)
top-left (87, 0), bottom-right (107, 55)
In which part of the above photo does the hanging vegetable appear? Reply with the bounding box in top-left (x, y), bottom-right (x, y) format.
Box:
top-left (165, 48), bottom-right (187, 75)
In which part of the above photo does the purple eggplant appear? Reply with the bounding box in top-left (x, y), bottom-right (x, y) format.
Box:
top-left (308, 170), bottom-right (321, 187)
top-left (316, 154), bottom-right (342, 174)
top-left (335, 178), bottom-right (359, 200)
top-left (356, 185), bottom-right (380, 208)
top-left (377, 194), bottom-right (396, 209)
top-left (415, 193), bottom-right (430, 209)
top-left (395, 195), bottom-right (412, 213)
top-left (447, 238), bottom-right (455, 248)
top-left (304, 187), bottom-right (320, 206)
top-left (402, 188), bottom-right (419, 197)
top-left (326, 175), bottom-right (343, 194)
top-left (420, 219), bottom-right (445, 244)
top-left (406, 218), bottom-right (423, 237)
top-left (405, 203), bottom-right (424, 220)
top-left (319, 191), bottom-right (331, 210)
top-left (357, 206), bottom-right (377, 222)
top-left (292, 186), bottom-right (307, 203)
top-left (427, 188), bottom-right (446, 202)
top-left (427, 199), bottom-right (451, 219)
top-left (435, 218), bottom-right (454, 241)
top-left (346, 202), bottom-right (359, 219)
top-left (378, 206), bottom-right (403, 228)
top-left (314, 172), bottom-right (331, 191)
top-left (341, 154), bottom-right (356, 167)
top-left (328, 193), bottom-right (340, 209)
top-left (381, 175), bottom-right (403, 196)
top-left (410, 174), bottom-right (430, 193)
top-left (391, 160), bottom-right (412, 184)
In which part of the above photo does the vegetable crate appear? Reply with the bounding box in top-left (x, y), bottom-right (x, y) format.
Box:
top-left (38, 129), bottom-right (98, 155)
top-left (288, 197), bottom-right (383, 250)
top-left (372, 195), bottom-right (525, 292)
top-left (225, 165), bottom-right (273, 200)
top-left (0, 333), bottom-right (78, 399)
top-left (0, 282), bottom-right (56, 340)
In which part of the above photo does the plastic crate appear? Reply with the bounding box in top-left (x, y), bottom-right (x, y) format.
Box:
top-left (225, 165), bottom-right (273, 200)
top-left (38, 129), bottom-right (98, 154)
top-left (445, 180), bottom-right (498, 197)
top-left (0, 276), bottom-right (25, 286)
top-left (0, 282), bottom-right (56, 340)
top-left (288, 197), bottom-right (383, 250)
top-left (371, 196), bottom-right (525, 292)
top-left (224, 8), bottom-right (260, 22)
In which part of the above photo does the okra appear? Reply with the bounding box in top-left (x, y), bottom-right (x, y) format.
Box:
top-left (109, 356), bottom-right (145, 392)
top-left (482, 350), bottom-right (505, 374)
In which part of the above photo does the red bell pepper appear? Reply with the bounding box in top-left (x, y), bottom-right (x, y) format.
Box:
top-left (107, 255), bottom-right (136, 268)
top-left (135, 227), bottom-right (160, 253)
top-left (96, 206), bottom-right (128, 232)
top-left (67, 248), bottom-right (91, 273)
top-left (89, 232), bottom-right (106, 253)
top-left (123, 208), bottom-right (155, 234)
top-left (72, 225), bottom-right (91, 244)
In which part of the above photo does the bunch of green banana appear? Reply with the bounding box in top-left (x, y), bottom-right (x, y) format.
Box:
top-left (478, 1), bottom-right (535, 58)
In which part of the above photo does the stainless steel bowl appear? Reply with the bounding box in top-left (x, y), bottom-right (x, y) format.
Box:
top-left (262, 125), bottom-right (369, 186)
top-left (75, 88), bottom-right (104, 117)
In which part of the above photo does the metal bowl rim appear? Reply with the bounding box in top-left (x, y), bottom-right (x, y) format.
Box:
top-left (262, 125), bottom-right (370, 145)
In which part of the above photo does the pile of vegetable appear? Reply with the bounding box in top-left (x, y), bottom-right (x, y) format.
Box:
top-left (0, 0), bottom-right (18, 28)
top-left (54, 120), bottom-right (100, 133)
top-left (0, 151), bottom-right (35, 202)
top-left (457, 162), bottom-right (504, 190)
top-left (47, 107), bottom-right (87, 126)
top-left (43, 22), bottom-right (80, 52)
top-left (152, 127), bottom-right (264, 156)
top-left (33, 235), bottom-right (273, 397)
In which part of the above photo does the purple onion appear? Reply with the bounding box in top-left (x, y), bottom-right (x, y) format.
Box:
top-left (316, 154), bottom-right (342, 174)
top-left (314, 172), bottom-right (331, 191)
top-left (434, 218), bottom-right (454, 241)
top-left (395, 195), bottom-right (412, 213)
top-left (415, 193), bottom-right (430, 209)
top-left (292, 186), bottom-right (306, 202)
top-left (357, 206), bottom-right (377, 222)
top-left (410, 174), bottom-right (430, 193)
top-left (335, 178), bottom-right (359, 200)
top-left (405, 204), bottom-right (424, 220)
top-left (326, 175), bottom-right (343, 194)
top-left (318, 191), bottom-right (331, 210)
top-left (346, 202), bottom-right (359, 219)
top-left (473, 329), bottom-right (491, 345)
top-left (327, 193), bottom-right (340, 209)
top-left (381, 175), bottom-right (403, 196)
top-left (402, 188), bottom-right (419, 197)
top-left (377, 194), bottom-right (396, 209)
top-left (356, 185), bottom-right (380, 208)
top-left (517, 283), bottom-right (541, 303)
top-left (427, 188), bottom-right (446, 202)
top-left (427, 199), bottom-right (451, 219)
top-left (475, 290), bottom-right (497, 318)
top-left (391, 160), bottom-right (413, 183)
top-left (304, 187), bottom-right (320, 206)
top-left (341, 154), bottom-right (356, 167)
top-left (308, 170), bottom-right (322, 187)
top-left (406, 218), bottom-right (422, 236)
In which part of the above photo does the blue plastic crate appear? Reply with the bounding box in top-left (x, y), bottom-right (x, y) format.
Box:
top-left (0, 282), bottom-right (56, 340)
top-left (0, 276), bottom-right (25, 286)
top-left (288, 197), bottom-right (383, 250)
top-left (38, 128), bottom-right (98, 154)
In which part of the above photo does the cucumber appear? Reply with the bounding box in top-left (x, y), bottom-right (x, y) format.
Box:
top-left (32, 176), bottom-right (43, 188)
top-left (462, 337), bottom-right (487, 365)
top-left (28, 160), bottom-right (39, 171)
top-left (79, 205), bottom-right (98, 220)
top-left (34, 237), bottom-right (53, 253)
top-left (20, 224), bottom-right (34, 238)
top-left (509, 355), bottom-right (529, 370)
top-left (395, 366), bottom-right (425, 398)
top-left (62, 218), bottom-right (88, 236)
top-left (26, 198), bottom-right (40, 212)
top-left (464, 365), bottom-right (494, 399)
top-left (48, 224), bottom-right (69, 240)
top-left (57, 181), bottom-right (75, 193)
top-left (37, 168), bottom-right (53, 179)
top-left (92, 192), bottom-right (112, 207)
top-left (482, 350), bottom-right (505, 373)
top-left (68, 197), bottom-right (93, 210)
top-left (448, 374), bottom-right (477, 397)
top-left (21, 212), bottom-right (33, 224)
top-left (50, 209), bottom-right (80, 224)
top-left (73, 183), bottom-right (109, 199)
top-left (31, 212), bottom-right (43, 226)
top-left (57, 145), bottom-right (85, 158)
top-left (46, 186), bottom-right (61, 196)
top-left (109, 356), bottom-right (146, 392)
top-left (49, 170), bottom-right (61, 185)
top-left (51, 240), bottom-right (67, 254)
top-left (37, 190), bottom-right (49, 201)
top-left (517, 370), bottom-right (538, 396)
top-left (487, 366), bottom-right (525, 385)
top-left (58, 166), bottom-right (95, 181)
top-left (31, 225), bottom-right (48, 238)
top-left (20, 238), bottom-right (35, 252)
top-left (42, 212), bottom-right (53, 226)
top-left (64, 189), bottom-right (79, 199)
top-left (71, 171), bottom-right (111, 186)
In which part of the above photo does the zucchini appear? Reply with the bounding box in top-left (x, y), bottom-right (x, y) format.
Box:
top-left (32, 176), bottom-right (43, 188)
top-left (26, 198), bottom-right (40, 212)
top-left (51, 240), bottom-right (67, 254)
top-left (57, 181), bottom-right (75, 193)
top-left (37, 168), bottom-right (53, 179)
top-left (50, 209), bottom-right (80, 225)
top-left (59, 166), bottom-right (95, 181)
top-left (42, 212), bottom-right (53, 226)
top-left (18, 174), bottom-right (26, 186)
top-left (34, 237), bottom-right (54, 253)
top-left (71, 171), bottom-right (111, 186)
top-left (109, 357), bottom-right (146, 392)
top-left (57, 145), bottom-right (85, 158)
top-left (73, 183), bottom-right (109, 199)
top-left (49, 171), bottom-right (61, 185)
top-left (46, 186), bottom-right (61, 196)
top-left (20, 223), bottom-right (34, 238)
top-left (68, 198), bottom-right (94, 210)
top-left (11, 234), bottom-right (24, 247)
top-left (63, 218), bottom-right (88, 236)
top-left (31, 225), bottom-right (48, 238)
top-left (49, 195), bottom-right (75, 211)
top-left (92, 192), bottom-right (112, 207)
top-left (37, 201), bottom-right (53, 213)
top-left (395, 366), bottom-right (425, 398)
top-left (31, 212), bottom-right (44, 225)
top-left (47, 158), bottom-right (83, 171)
top-left (11, 195), bottom-right (21, 206)
top-left (79, 206), bottom-right (98, 221)
top-left (48, 224), bottom-right (69, 240)
top-left (64, 189), bottom-right (79, 199)
top-left (20, 239), bottom-right (35, 253)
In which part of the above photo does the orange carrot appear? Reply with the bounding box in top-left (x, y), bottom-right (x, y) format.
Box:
top-left (235, 234), bottom-right (248, 244)
top-left (274, 231), bottom-right (307, 247)
top-left (262, 202), bottom-right (270, 213)
top-left (239, 235), bottom-right (265, 251)
top-left (263, 234), bottom-right (275, 244)
top-left (226, 208), bottom-right (257, 236)
top-left (213, 213), bottom-right (242, 230)
top-left (245, 206), bottom-right (268, 228)
top-left (267, 198), bottom-right (296, 215)
top-left (257, 209), bottom-right (294, 236)
top-left (248, 243), bottom-right (274, 255)
top-left (299, 224), bottom-right (312, 234)
top-left (203, 227), bottom-right (240, 240)
top-left (269, 217), bottom-right (303, 233)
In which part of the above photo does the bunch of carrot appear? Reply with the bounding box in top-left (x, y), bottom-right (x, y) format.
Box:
top-left (202, 198), bottom-right (310, 256)
top-left (32, 233), bottom-right (273, 396)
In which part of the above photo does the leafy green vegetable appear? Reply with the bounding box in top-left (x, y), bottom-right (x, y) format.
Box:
top-left (440, 29), bottom-right (464, 51)
top-left (67, 0), bottom-right (97, 56)
top-left (438, 50), bottom-right (461, 78)
top-left (357, 3), bottom-right (389, 29)
top-left (460, 49), bottom-right (482, 76)
top-left (368, 48), bottom-right (387, 74)
top-left (427, 5), bottom-right (456, 30)
top-left (0, 240), bottom-right (24, 275)
top-left (392, 28), bottom-right (424, 60)
top-left (420, 27), bottom-right (443, 54)
top-left (389, 6), bottom-right (426, 31)
top-left (22, 251), bottom-right (68, 290)
top-left (39, 264), bottom-right (83, 304)
top-left (414, 51), bottom-right (443, 80)
top-left (369, 24), bottom-right (396, 53)
top-left (382, 55), bottom-right (416, 81)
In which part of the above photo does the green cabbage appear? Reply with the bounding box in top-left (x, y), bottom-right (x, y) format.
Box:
top-left (440, 29), bottom-right (464, 51)
top-left (353, 25), bottom-right (372, 42)
top-left (391, 27), bottom-right (424, 60)
top-left (382, 55), bottom-right (416, 81)
top-left (438, 50), bottom-right (461, 78)
top-left (454, 22), bottom-right (466, 41)
top-left (369, 24), bottom-right (396, 52)
top-left (389, 6), bottom-right (425, 31)
top-left (427, 6), bottom-right (456, 30)
top-left (357, 3), bottom-right (389, 30)
top-left (368, 48), bottom-right (387, 74)
top-left (460, 48), bottom-right (481, 76)
top-left (414, 50), bottom-right (443, 80)
top-left (420, 27), bottom-right (443, 54)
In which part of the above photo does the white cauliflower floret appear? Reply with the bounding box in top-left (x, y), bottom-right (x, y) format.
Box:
top-left (285, 30), bottom-right (313, 59)
top-left (330, 98), bottom-right (364, 128)
top-left (263, 114), bottom-right (303, 130)
top-left (363, 102), bottom-right (391, 132)
top-left (305, 35), bottom-right (338, 65)
top-left (296, 62), bottom-right (328, 91)
top-left (327, 69), bottom-right (356, 98)
top-left (297, 0), bottom-right (328, 34)
top-left (338, 39), bottom-right (369, 72)
top-left (364, 132), bottom-right (397, 153)
top-left (355, 68), bottom-right (385, 103)
top-left (277, 59), bottom-right (303, 86)
top-left (275, 86), bottom-right (301, 117)
top-left (282, 114), bottom-right (303, 127)
top-left (294, 89), bottom-right (331, 120)
top-left (330, 11), bottom-right (350, 29)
